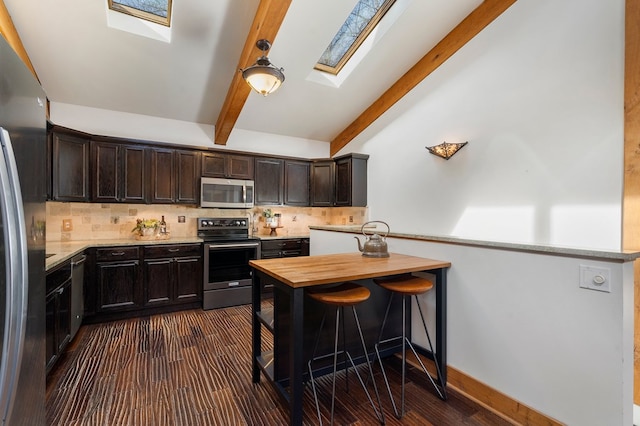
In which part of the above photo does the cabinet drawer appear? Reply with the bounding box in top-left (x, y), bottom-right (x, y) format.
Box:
top-left (144, 243), bottom-right (201, 258)
top-left (95, 246), bottom-right (139, 262)
top-left (261, 239), bottom-right (302, 251)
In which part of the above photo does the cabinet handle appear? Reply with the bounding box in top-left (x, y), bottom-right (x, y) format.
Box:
top-left (168, 248), bottom-right (180, 252)
top-left (58, 287), bottom-right (65, 295)
top-left (110, 251), bottom-right (126, 256)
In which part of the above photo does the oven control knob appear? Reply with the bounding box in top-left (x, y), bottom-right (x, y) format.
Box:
top-left (240, 220), bottom-right (246, 226)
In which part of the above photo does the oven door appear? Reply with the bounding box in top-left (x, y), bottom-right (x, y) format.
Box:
top-left (203, 241), bottom-right (260, 309)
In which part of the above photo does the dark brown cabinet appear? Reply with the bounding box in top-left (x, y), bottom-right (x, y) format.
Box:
top-left (175, 150), bottom-right (201, 204)
top-left (149, 148), bottom-right (200, 204)
top-left (149, 147), bottom-right (175, 204)
top-left (260, 238), bottom-right (310, 259)
top-left (94, 247), bottom-right (142, 313)
top-left (255, 157), bottom-right (284, 205)
top-left (46, 262), bottom-right (72, 374)
top-left (334, 153), bottom-right (368, 207)
top-left (52, 132), bottom-right (90, 201)
top-left (310, 160), bottom-right (335, 207)
top-left (202, 152), bottom-right (254, 179)
top-left (284, 160), bottom-right (310, 206)
top-left (143, 244), bottom-right (202, 307)
top-left (92, 141), bottom-right (146, 203)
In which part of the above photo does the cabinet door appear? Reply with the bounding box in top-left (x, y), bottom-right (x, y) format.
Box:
top-left (149, 148), bottom-right (175, 204)
top-left (254, 157), bottom-right (284, 205)
top-left (143, 258), bottom-right (173, 306)
top-left (121, 145), bottom-right (147, 203)
top-left (56, 279), bottom-right (72, 354)
top-left (201, 152), bottom-right (226, 177)
top-left (52, 133), bottom-right (90, 201)
top-left (91, 141), bottom-right (119, 202)
top-left (284, 160), bottom-right (310, 206)
top-left (334, 155), bottom-right (368, 207)
top-left (175, 256), bottom-right (202, 303)
top-left (175, 150), bottom-right (200, 204)
top-left (311, 161), bottom-right (334, 207)
top-left (227, 155), bottom-right (254, 179)
top-left (45, 291), bottom-right (57, 372)
top-left (96, 260), bottom-right (141, 311)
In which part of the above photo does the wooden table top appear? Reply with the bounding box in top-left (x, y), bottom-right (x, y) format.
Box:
top-left (249, 252), bottom-right (451, 288)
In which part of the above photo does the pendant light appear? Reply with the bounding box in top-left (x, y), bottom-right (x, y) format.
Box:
top-left (241, 39), bottom-right (285, 96)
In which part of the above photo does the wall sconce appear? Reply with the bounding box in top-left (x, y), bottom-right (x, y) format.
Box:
top-left (241, 39), bottom-right (285, 96)
top-left (426, 141), bottom-right (468, 160)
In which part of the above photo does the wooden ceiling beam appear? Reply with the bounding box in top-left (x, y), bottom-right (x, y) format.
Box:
top-left (214, 0), bottom-right (292, 145)
top-left (329, 0), bottom-right (517, 156)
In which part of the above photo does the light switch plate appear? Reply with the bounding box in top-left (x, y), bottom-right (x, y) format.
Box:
top-left (579, 265), bottom-right (611, 293)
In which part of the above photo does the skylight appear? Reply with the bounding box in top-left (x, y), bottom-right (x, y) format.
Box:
top-left (315, 0), bottom-right (396, 75)
top-left (108, 0), bottom-right (172, 27)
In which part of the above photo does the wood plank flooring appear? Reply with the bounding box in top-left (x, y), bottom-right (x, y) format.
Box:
top-left (46, 304), bottom-right (514, 425)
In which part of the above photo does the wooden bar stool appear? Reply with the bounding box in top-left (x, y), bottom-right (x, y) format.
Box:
top-left (307, 282), bottom-right (385, 425)
top-left (374, 274), bottom-right (447, 419)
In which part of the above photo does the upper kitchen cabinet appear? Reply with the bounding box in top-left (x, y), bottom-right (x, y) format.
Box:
top-left (334, 154), bottom-right (368, 207)
top-left (175, 150), bottom-right (200, 204)
top-left (91, 141), bottom-right (146, 203)
top-left (202, 152), bottom-right (254, 179)
top-left (310, 160), bottom-right (335, 207)
top-left (284, 160), bottom-right (310, 206)
top-left (149, 147), bottom-right (175, 204)
top-left (255, 157), bottom-right (284, 205)
top-left (149, 147), bottom-right (200, 204)
top-left (51, 131), bottom-right (90, 201)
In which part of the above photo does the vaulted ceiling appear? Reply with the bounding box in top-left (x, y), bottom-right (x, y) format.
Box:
top-left (3, 0), bottom-right (515, 156)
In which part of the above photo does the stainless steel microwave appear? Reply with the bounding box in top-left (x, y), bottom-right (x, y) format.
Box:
top-left (200, 177), bottom-right (254, 208)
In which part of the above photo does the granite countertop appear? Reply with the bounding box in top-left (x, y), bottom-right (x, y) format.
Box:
top-left (46, 237), bottom-right (203, 272)
top-left (309, 225), bottom-right (640, 262)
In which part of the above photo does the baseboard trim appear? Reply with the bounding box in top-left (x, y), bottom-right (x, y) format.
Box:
top-left (405, 353), bottom-right (563, 425)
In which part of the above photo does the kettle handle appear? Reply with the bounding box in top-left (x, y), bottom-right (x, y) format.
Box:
top-left (361, 221), bottom-right (390, 237)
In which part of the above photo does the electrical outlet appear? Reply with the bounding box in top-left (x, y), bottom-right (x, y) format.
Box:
top-left (178, 216), bottom-right (185, 223)
top-left (579, 265), bottom-right (611, 293)
top-left (62, 219), bottom-right (73, 231)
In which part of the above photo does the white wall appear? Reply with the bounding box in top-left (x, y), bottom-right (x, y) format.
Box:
top-left (49, 101), bottom-right (330, 159)
top-left (311, 229), bottom-right (634, 425)
top-left (338, 0), bottom-right (625, 251)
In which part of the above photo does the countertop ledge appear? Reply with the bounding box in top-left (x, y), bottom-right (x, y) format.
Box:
top-left (309, 226), bottom-right (640, 262)
top-left (46, 237), bottom-right (203, 272)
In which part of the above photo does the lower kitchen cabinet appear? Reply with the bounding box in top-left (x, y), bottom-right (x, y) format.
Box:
top-left (46, 261), bottom-right (72, 374)
top-left (143, 244), bottom-right (202, 307)
top-left (85, 243), bottom-right (203, 323)
top-left (260, 238), bottom-right (309, 259)
top-left (260, 238), bottom-right (309, 297)
top-left (95, 246), bottom-right (142, 313)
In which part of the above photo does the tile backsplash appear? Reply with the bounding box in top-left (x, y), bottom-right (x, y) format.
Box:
top-left (46, 202), bottom-right (368, 242)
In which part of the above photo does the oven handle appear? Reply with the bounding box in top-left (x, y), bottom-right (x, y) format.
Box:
top-left (205, 242), bottom-right (260, 249)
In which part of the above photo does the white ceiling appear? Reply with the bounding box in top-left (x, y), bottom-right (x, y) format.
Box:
top-left (4, 0), bottom-right (482, 144)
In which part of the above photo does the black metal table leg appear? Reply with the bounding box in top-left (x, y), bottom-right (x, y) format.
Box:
top-left (289, 286), bottom-right (304, 425)
top-left (434, 267), bottom-right (447, 385)
top-left (252, 272), bottom-right (262, 383)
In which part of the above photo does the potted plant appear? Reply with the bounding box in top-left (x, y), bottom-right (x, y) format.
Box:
top-left (132, 218), bottom-right (159, 237)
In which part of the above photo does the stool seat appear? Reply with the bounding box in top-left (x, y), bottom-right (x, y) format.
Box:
top-left (374, 275), bottom-right (433, 295)
top-left (308, 282), bottom-right (370, 306)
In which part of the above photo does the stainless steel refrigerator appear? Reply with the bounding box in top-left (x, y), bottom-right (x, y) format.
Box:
top-left (0, 36), bottom-right (47, 425)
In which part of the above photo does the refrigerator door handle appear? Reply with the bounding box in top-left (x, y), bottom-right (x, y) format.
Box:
top-left (0, 127), bottom-right (28, 423)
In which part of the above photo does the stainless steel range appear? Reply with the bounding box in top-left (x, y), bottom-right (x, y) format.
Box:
top-left (198, 217), bottom-right (260, 310)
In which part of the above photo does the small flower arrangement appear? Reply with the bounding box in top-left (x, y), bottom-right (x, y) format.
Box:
top-left (262, 208), bottom-right (273, 218)
top-left (132, 218), bottom-right (159, 236)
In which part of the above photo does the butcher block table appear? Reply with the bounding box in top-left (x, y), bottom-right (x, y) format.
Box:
top-left (249, 252), bottom-right (451, 425)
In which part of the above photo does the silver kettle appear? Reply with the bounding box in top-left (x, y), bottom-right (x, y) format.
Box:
top-left (354, 221), bottom-right (390, 258)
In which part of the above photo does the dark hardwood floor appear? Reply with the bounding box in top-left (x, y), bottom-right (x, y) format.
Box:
top-left (46, 304), bottom-right (514, 425)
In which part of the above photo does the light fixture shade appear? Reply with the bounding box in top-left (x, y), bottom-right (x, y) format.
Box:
top-left (426, 141), bottom-right (468, 160)
top-left (242, 60), bottom-right (285, 96)
top-left (241, 39), bottom-right (285, 96)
